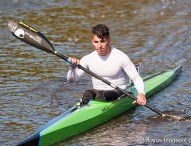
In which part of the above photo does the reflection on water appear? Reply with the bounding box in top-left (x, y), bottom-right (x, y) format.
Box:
top-left (0, 0), bottom-right (191, 145)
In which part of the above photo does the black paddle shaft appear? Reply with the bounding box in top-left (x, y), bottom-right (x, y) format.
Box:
top-left (54, 51), bottom-right (164, 116)
top-left (8, 20), bottom-right (165, 117)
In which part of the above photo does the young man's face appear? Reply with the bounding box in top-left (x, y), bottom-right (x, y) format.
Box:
top-left (91, 35), bottom-right (111, 56)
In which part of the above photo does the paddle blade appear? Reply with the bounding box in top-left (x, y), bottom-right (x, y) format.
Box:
top-left (8, 20), bottom-right (55, 54)
top-left (162, 114), bottom-right (185, 121)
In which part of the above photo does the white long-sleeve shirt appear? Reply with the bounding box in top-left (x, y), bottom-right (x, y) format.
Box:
top-left (67, 48), bottom-right (145, 94)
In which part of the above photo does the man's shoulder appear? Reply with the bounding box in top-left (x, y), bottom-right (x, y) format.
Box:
top-left (81, 51), bottom-right (97, 61)
top-left (112, 48), bottom-right (127, 56)
top-left (85, 51), bottom-right (97, 58)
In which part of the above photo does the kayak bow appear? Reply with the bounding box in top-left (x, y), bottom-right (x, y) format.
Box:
top-left (17, 65), bottom-right (182, 146)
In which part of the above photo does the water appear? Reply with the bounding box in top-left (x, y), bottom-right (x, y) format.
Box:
top-left (0, 0), bottom-right (191, 145)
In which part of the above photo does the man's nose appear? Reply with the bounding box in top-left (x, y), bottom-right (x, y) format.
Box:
top-left (98, 42), bottom-right (102, 47)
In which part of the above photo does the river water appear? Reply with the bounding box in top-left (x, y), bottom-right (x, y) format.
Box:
top-left (0, 0), bottom-right (191, 145)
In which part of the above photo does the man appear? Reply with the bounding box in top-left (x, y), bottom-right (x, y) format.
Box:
top-left (67, 24), bottom-right (146, 105)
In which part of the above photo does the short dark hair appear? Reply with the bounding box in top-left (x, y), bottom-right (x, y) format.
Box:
top-left (91, 24), bottom-right (110, 39)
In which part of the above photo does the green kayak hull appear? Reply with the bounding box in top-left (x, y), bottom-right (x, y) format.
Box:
top-left (17, 65), bottom-right (182, 146)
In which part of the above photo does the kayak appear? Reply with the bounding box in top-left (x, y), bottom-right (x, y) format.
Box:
top-left (16, 65), bottom-right (182, 146)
